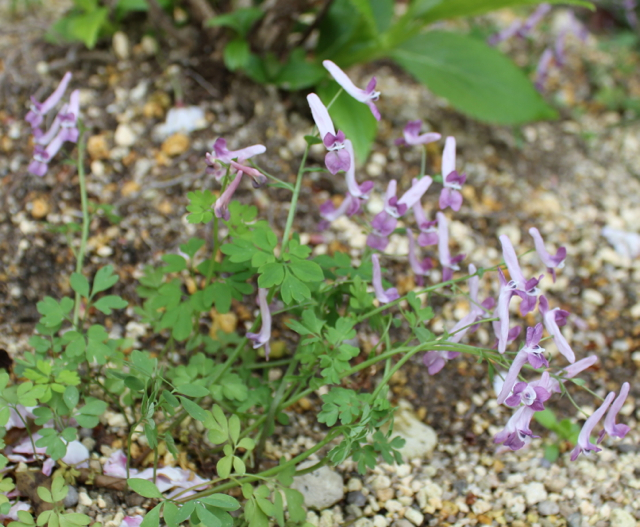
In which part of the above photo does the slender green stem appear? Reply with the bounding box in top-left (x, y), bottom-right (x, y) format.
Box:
top-left (177, 428), bottom-right (343, 503)
top-left (280, 145), bottom-right (309, 253)
top-left (205, 215), bottom-right (219, 286)
top-left (72, 135), bottom-right (89, 328)
top-left (420, 146), bottom-right (427, 177)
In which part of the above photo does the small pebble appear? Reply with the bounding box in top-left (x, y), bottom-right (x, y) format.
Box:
top-left (63, 486), bottom-right (79, 508)
top-left (403, 508), bottom-right (424, 526)
top-left (538, 500), bottom-right (560, 516)
top-left (78, 491), bottom-right (92, 507)
top-left (346, 491), bottom-right (366, 507)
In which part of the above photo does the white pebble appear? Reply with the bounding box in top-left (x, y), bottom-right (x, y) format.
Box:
top-left (114, 123), bottom-right (136, 147)
top-left (78, 492), bottom-right (92, 507)
top-left (404, 508), bottom-right (424, 526)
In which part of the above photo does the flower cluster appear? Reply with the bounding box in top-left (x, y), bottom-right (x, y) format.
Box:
top-left (487, 4), bottom-right (588, 91)
top-left (26, 72), bottom-right (81, 177)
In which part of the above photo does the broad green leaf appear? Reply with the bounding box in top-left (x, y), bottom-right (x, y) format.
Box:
top-left (317, 81), bottom-right (377, 163)
top-left (140, 503), bottom-right (162, 527)
top-left (280, 270), bottom-right (310, 305)
top-left (217, 455), bottom-right (233, 479)
top-left (289, 259), bottom-right (324, 283)
top-left (70, 273), bottom-right (89, 298)
top-left (93, 295), bottom-right (128, 315)
top-left (283, 488), bottom-right (306, 523)
top-left (195, 505), bottom-right (222, 527)
top-left (534, 408), bottom-right (558, 430)
top-left (161, 254), bottom-right (187, 273)
top-left (258, 262), bottom-right (285, 288)
top-left (176, 384), bottom-right (209, 398)
top-left (127, 478), bottom-right (163, 499)
top-left (224, 38), bottom-right (251, 72)
top-left (206, 7), bottom-right (264, 37)
top-left (412, 0), bottom-right (593, 25)
top-left (50, 477), bottom-right (68, 502)
top-left (163, 502), bottom-right (179, 527)
top-left (62, 386), bottom-right (79, 410)
top-left (228, 415), bottom-right (240, 445)
top-left (200, 494), bottom-right (241, 511)
top-left (92, 265), bottom-right (119, 296)
top-left (172, 308), bottom-right (193, 342)
top-left (180, 237), bottom-right (205, 259)
top-left (391, 31), bottom-right (556, 124)
top-left (272, 49), bottom-right (326, 90)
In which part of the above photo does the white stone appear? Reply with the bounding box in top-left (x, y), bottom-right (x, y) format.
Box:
top-left (78, 491), bottom-right (92, 507)
top-left (372, 515), bottom-right (388, 527)
top-left (292, 461), bottom-right (344, 510)
top-left (371, 475), bottom-right (391, 490)
top-left (114, 123), bottom-right (136, 147)
top-left (523, 482), bottom-right (548, 506)
top-left (153, 106), bottom-right (207, 140)
top-left (392, 400), bottom-right (437, 460)
top-left (354, 519), bottom-right (374, 527)
top-left (610, 508), bottom-right (636, 527)
top-left (404, 508), bottom-right (424, 526)
top-left (347, 478), bottom-right (363, 492)
top-left (112, 31), bottom-right (130, 60)
top-left (582, 288), bottom-right (605, 306)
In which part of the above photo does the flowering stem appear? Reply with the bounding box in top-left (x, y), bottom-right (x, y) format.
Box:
top-left (281, 144), bottom-right (309, 253)
top-left (73, 134), bottom-right (89, 328)
top-left (420, 145), bottom-right (427, 177)
top-left (205, 215), bottom-right (219, 286)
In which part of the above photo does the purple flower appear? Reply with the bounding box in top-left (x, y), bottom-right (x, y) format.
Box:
top-left (323, 60), bottom-right (381, 121)
top-left (439, 137), bottom-right (466, 212)
top-left (247, 288), bottom-right (272, 359)
top-left (307, 93), bottom-right (350, 174)
top-left (624, 0), bottom-right (638, 29)
top-left (535, 48), bottom-right (554, 92)
top-left (436, 212), bottom-right (464, 282)
top-left (423, 350), bottom-right (459, 375)
top-left (412, 190), bottom-right (438, 246)
top-left (499, 235), bottom-right (541, 316)
top-left (366, 211), bottom-right (397, 251)
top-left (529, 227), bottom-right (566, 282)
top-left (539, 295), bottom-right (575, 363)
top-left (407, 227), bottom-right (432, 285)
top-left (386, 177), bottom-right (433, 219)
top-left (494, 406), bottom-right (538, 451)
top-left (319, 193), bottom-right (359, 227)
top-left (371, 254), bottom-right (399, 304)
top-left (25, 72), bottom-right (72, 129)
top-left (205, 137), bottom-right (266, 180)
top-left (599, 382), bottom-right (630, 443)
top-left (496, 324), bottom-right (547, 404)
top-left (229, 160), bottom-right (266, 188)
top-left (505, 381), bottom-right (551, 411)
top-left (214, 169), bottom-right (244, 221)
top-left (570, 391), bottom-right (615, 461)
top-left (343, 139), bottom-right (374, 200)
top-left (518, 4), bottom-right (551, 37)
top-left (395, 120), bottom-right (441, 146)
top-left (488, 20), bottom-right (522, 46)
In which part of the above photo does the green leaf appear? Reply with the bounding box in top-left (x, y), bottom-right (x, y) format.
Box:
top-left (283, 488), bottom-right (306, 523)
top-left (272, 49), bottom-right (326, 90)
top-left (70, 273), bottom-right (90, 298)
top-left (36, 486), bottom-right (53, 504)
top-left (413, 0), bottom-right (593, 25)
top-left (304, 135), bottom-right (322, 146)
top-left (200, 494), bottom-right (240, 511)
top-left (224, 38), bottom-right (251, 71)
top-left (180, 237), bottom-right (205, 259)
top-left (280, 270), bottom-right (310, 305)
top-left (206, 7), bottom-right (264, 37)
top-left (206, 282), bottom-right (233, 314)
top-left (93, 295), bottom-right (128, 315)
top-left (390, 31), bottom-right (556, 124)
top-left (172, 307), bottom-right (193, 342)
top-left (140, 503), bottom-right (162, 527)
top-left (228, 415), bottom-right (240, 445)
top-left (176, 384), bottom-right (209, 398)
top-left (51, 477), bottom-right (69, 502)
top-left (258, 262), bottom-right (285, 288)
top-left (217, 455), bottom-right (233, 479)
top-left (221, 239), bottom-right (256, 263)
top-left (179, 396), bottom-right (208, 422)
top-left (289, 258), bottom-right (324, 283)
top-left (91, 265), bottom-right (119, 296)
top-left (37, 296), bottom-right (73, 327)
top-left (161, 254), bottom-right (187, 273)
top-left (163, 502), bottom-right (179, 527)
top-left (174, 501), bottom-right (195, 524)
top-left (127, 478), bottom-right (163, 499)
top-left (543, 443), bottom-right (560, 462)
top-left (62, 386), bottom-right (79, 411)
top-left (317, 81), bottom-right (377, 163)
top-left (48, 7), bottom-right (109, 48)
top-left (534, 408), bottom-right (558, 430)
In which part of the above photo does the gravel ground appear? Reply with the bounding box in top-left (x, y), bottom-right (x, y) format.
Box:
top-left (1, 2), bottom-right (640, 526)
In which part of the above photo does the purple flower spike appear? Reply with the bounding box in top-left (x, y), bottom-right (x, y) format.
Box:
top-left (214, 170), bottom-right (243, 221)
top-left (496, 349), bottom-right (528, 404)
top-left (395, 120), bottom-right (441, 146)
top-left (423, 350), bottom-right (459, 375)
top-left (26, 72), bottom-right (72, 129)
top-left (212, 137), bottom-right (266, 163)
top-left (28, 145), bottom-right (51, 177)
top-left (367, 210), bottom-right (397, 251)
top-left (529, 227), bottom-right (566, 281)
top-left (523, 323), bottom-right (548, 368)
top-left (407, 228), bottom-right (432, 284)
top-left (229, 160), bottom-right (267, 188)
top-left (518, 4), bottom-right (551, 37)
top-left (323, 60), bottom-right (381, 121)
top-left (570, 392), bottom-right (615, 461)
top-left (599, 382), bottom-right (630, 443)
top-left (59, 89), bottom-right (80, 143)
top-left (539, 295), bottom-right (575, 363)
top-left (371, 254), bottom-right (399, 304)
top-left (439, 137), bottom-right (465, 211)
top-left (499, 234), bottom-right (540, 315)
top-left (320, 193), bottom-right (359, 225)
top-left (247, 288), bottom-right (272, 360)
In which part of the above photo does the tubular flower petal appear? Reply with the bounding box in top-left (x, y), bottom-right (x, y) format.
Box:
top-left (323, 60), bottom-right (381, 120)
top-left (307, 93), bottom-right (350, 174)
top-left (214, 170), bottom-right (244, 221)
top-left (539, 295), bottom-right (575, 363)
top-left (412, 187), bottom-right (438, 246)
top-left (319, 193), bottom-right (359, 227)
top-left (406, 228), bottom-right (432, 284)
top-left (439, 137), bottom-right (466, 211)
top-left (395, 120), bottom-right (441, 146)
top-left (494, 406), bottom-right (537, 451)
top-left (535, 48), bottom-right (554, 92)
top-left (437, 212), bottom-right (464, 282)
top-left (371, 254), bottom-right (399, 304)
top-left (499, 235), bottom-right (541, 315)
top-left (343, 140), bottom-right (373, 200)
top-left (570, 392), bottom-right (615, 461)
top-left (229, 160), bottom-right (267, 188)
top-left (599, 382), bottom-right (630, 443)
top-left (529, 227), bottom-right (566, 281)
top-left (366, 211), bottom-right (397, 251)
top-left (246, 288), bottom-right (272, 359)
top-left (26, 72), bottom-right (72, 129)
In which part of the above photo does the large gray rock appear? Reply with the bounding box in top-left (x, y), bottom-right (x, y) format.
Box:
top-left (291, 461), bottom-right (344, 510)
top-left (393, 400), bottom-right (437, 460)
